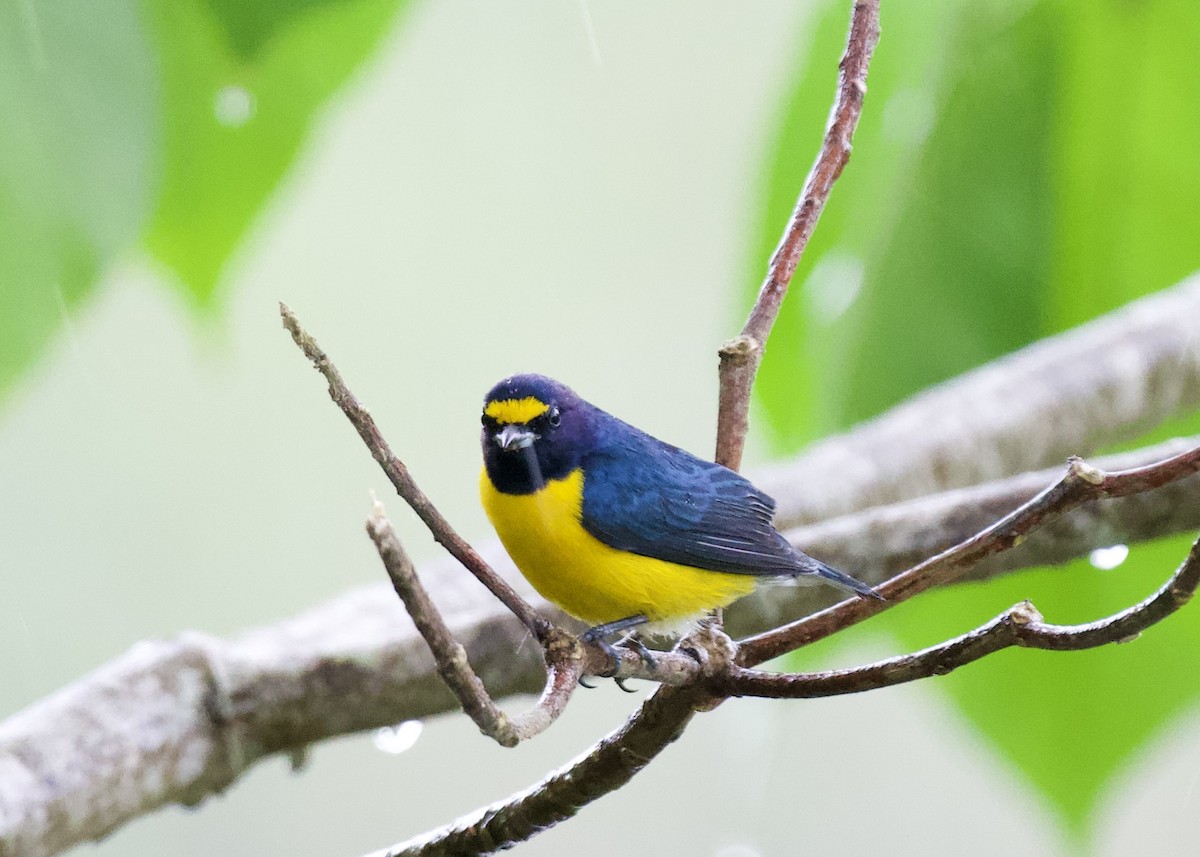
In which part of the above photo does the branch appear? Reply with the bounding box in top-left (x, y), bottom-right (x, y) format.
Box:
top-left (366, 503), bottom-right (582, 747)
top-left (717, 534), bottom-right (1200, 699)
top-left (373, 438), bottom-right (1200, 856)
top-left (781, 434), bottom-right (1200, 588)
top-left (367, 680), bottom-right (710, 857)
top-left (370, 4), bottom-right (884, 854)
top-left (738, 444), bottom-right (1200, 666)
top-left (760, 273), bottom-right (1200, 526)
top-left (3, 438), bottom-right (1197, 857)
top-left (280, 302), bottom-right (550, 642)
top-left (716, 0), bottom-right (881, 470)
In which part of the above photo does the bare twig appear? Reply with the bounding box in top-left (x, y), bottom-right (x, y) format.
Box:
top-left (366, 502), bottom-right (583, 746)
top-left (280, 303), bottom-right (551, 642)
top-left (738, 445), bottom-right (1200, 666)
top-left (716, 0), bottom-right (881, 471)
top-left (716, 534), bottom-right (1200, 699)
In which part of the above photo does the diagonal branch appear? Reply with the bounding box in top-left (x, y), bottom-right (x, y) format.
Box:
top-left (738, 444), bottom-right (1200, 666)
top-left (716, 0), bottom-right (881, 471)
top-left (716, 533), bottom-right (1200, 699)
top-left (280, 302), bottom-right (551, 642)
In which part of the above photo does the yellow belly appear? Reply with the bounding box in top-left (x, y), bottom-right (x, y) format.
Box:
top-left (479, 466), bottom-right (755, 629)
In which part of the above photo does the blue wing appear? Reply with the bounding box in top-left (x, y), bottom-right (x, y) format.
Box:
top-left (579, 423), bottom-right (816, 578)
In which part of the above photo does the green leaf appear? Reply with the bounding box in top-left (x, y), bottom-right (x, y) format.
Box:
top-left (0, 0), bottom-right (159, 396)
top-left (885, 534), bottom-right (1200, 838)
top-left (141, 0), bottom-right (409, 304)
top-left (1049, 0), bottom-right (1200, 329)
top-left (833, 2), bottom-right (1056, 427)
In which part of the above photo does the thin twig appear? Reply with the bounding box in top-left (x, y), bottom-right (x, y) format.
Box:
top-left (715, 0), bottom-right (881, 471)
top-left (366, 502), bottom-right (582, 746)
top-left (280, 303), bottom-right (551, 642)
top-left (738, 445), bottom-right (1200, 666)
top-left (716, 534), bottom-right (1200, 699)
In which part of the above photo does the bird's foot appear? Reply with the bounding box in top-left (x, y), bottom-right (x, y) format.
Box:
top-left (617, 632), bottom-right (657, 669)
top-left (580, 614), bottom-right (649, 683)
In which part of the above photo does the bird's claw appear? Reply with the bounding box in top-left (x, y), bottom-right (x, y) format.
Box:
top-left (619, 634), bottom-right (657, 669)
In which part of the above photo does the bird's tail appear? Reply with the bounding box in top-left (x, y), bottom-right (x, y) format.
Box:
top-left (812, 560), bottom-right (884, 601)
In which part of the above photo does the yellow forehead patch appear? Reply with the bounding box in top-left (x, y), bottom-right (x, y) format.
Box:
top-left (485, 397), bottom-right (549, 425)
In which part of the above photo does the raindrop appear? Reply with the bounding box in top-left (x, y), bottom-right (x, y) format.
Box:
top-left (1089, 544), bottom-right (1129, 571)
top-left (373, 720), bottom-right (424, 754)
top-left (714, 845), bottom-right (762, 857)
top-left (882, 87), bottom-right (935, 149)
top-left (804, 252), bottom-right (864, 324)
top-left (214, 85), bottom-right (256, 127)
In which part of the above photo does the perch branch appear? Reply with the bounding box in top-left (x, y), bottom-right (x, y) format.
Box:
top-left (717, 532), bottom-right (1200, 699)
top-left (377, 3), bottom-right (884, 853)
top-left (2, 438), bottom-right (1196, 857)
top-left (280, 302), bottom-right (551, 642)
top-left (716, 0), bottom-right (881, 471)
top-left (739, 444), bottom-right (1200, 666)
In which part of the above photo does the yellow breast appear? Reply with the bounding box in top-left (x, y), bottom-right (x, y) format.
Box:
top-left (479, 466), bottom-right (755, 630)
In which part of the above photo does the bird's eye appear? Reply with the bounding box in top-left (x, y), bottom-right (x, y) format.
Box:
top-left (547, 406), bottom-right (561, 428)
top-left (481, 413), bottom-right (495, 428)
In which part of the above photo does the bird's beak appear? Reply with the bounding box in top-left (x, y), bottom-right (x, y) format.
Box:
top-left (495, 424), bottom-right (538, 452)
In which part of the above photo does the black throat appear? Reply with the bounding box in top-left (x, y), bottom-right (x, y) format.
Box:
top-left (483, 441), bottom-right (575, 495)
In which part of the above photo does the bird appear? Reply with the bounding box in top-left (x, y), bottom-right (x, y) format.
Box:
top-left (478, 373), bottom-right (880, 656)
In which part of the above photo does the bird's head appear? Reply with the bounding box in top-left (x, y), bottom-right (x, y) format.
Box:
top-left (481, 374), bottom-right (591, 493)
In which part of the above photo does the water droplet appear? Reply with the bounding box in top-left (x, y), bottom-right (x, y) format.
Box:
top-left (1089, 544), bottom-right (1129, 571)
top-left (214, 86), bottom-right (256, 127)
top-left (714, 845), bottom-right (762, 857)
top-left (804, 252), bottom-right (864, 324)
top-left (373, 720), bottom-right (424, 754)
top-left (882, 87), bottom-right (936, 149)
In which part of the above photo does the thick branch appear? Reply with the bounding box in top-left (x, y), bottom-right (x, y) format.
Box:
top-left (760, 273), bottom-right (1200, 526)
top-left (3, 437), bottom-right (1197, 857)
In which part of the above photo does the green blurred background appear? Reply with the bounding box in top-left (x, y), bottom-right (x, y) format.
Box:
top-left (2, 0), bottom-right (1199, 854)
